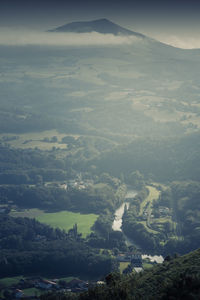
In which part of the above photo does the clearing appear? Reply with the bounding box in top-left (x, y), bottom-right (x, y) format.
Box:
top-left (10, 209), bottom-right (98, 238)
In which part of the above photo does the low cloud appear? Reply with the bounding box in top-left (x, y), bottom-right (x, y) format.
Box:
top-left (146, 31), bottom-right (200, 49)
top-left (0, 28), bottom-right (139, 46)
top-left (160, 35), bottom-right (200, 49)
top-left (1, 28), bottom-right (199, 49)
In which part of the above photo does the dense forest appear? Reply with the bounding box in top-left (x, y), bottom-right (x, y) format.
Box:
top-left (0, 216), bottom-right (115, 279)
top-left (93, 132), bottom-right (200, 182)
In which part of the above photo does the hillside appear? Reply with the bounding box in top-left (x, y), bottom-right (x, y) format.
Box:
top-left (41, 248), bottom-right (200, 299)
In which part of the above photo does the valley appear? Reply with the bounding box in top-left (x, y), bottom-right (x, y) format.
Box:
top-left (0, 18), bottom-right (200, 299)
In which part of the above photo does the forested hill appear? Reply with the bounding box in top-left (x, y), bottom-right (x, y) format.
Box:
top-left (42, 248), bottom-right (200, 299)
top-left (0, 216), bottom-right (113, 279)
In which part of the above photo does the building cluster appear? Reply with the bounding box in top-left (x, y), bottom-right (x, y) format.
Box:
top-left (0, 277), bottom-right (90, 299)
top-left (46, 179), bottom-right (94, 191)
top-left (158, 206), bottom-right (170, 216)
top-left (66, 179), bottom-right (94, 190)
top-left (141, 206), bottom-right (171, 221)
top-left (0, 205), bottom-right (10, 214)
top-left (117, 252), bottom-right (143, 268)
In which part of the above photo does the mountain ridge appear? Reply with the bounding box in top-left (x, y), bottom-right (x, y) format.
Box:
top-left (49, 18), bottom-right (145, 38)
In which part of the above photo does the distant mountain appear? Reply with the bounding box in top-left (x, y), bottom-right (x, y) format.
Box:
top-left (49, 18), bottom-right (145, 37)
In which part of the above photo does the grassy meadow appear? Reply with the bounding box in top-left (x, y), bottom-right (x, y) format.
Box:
top-left (0, 130), bottom-right (79, 150)
top-left (139, 186), bottom-right (160, 215)
top-left (10, 209), bottom-right (98, 238)
top-left (119, 262), bottom-right (130, 274)
top-left (0, 276), bottom-right (24, 287)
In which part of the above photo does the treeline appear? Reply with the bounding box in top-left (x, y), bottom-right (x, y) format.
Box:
top-left (0, 169), bottom-right (68, 185)
top-left (69, 184), bottom-right (123, 213)
top-left (122, 219), bottom-right (159, 251)
top-left (163, 181), bottom-right (200, 255)
top-left (88, 209), bottom-right (127, 251)
top-left (0, 145), bottom-right (67, 184)
top-left (0, 216), bottom-right (114, 279)
top-left (0, 185), bottom-right (70, 210)
top-left (0, 183), bottom-right (124, 214)
top-left (92, 132), bottom-right (200, 182)
top-left (0, 136), bottom-right (114, 185)
top-left (0, 110), bottom-right (58, 134)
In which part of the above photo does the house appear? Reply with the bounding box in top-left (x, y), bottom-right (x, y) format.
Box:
top-left (96, 281), bottom-right (105, 285)
top-left (14, 289), bottom-right (24, 299)
top-left (34, 235), bottom-right (46, 242)
top-left (68, 180), bottom-right (78, 188)
top-left (84, 179), bottom-right (94, 186)
top-left (35, 279), bottom-right (57, 290)
top-left (67, 279), bottom-right (88, 292)
top-left (60, 183), bottom-right (68, 190)
top-left (131, 254), bottom-right (142, 267)
top-left (116, 253), bottom-right (129, 262)
top-left (158, 206), bottom-right (170, 216)
top-left (117, 253), bottom-right (142, 265)
top-left (0, 205), bottom-right (9, 213)
top-left (116, 253), bottom-right (132, 262)
top-left (77, 184), bottom-right (86, 190)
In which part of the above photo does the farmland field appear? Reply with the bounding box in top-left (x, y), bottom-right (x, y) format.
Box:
top-left (119, 262), bottom-right (130, 274)
top-left (0, 276), bottom-right (24, 287)
top-left (0, 130), bottom-right (75, 150)
top-left (10, 209), bottom-right (98, 238)
top-left (139, 186), bottom-right (160, 215)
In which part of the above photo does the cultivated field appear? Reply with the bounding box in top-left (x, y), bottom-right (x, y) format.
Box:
top-left (139, 186), bottom-right (160, 215)
top-left (0, 130), bottom-right (79, 150)
top-left (10, 209), bottom-right (98, 238)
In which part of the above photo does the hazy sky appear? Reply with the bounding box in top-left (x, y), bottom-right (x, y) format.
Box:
top-left (1, 0), bottom-right (200, 48)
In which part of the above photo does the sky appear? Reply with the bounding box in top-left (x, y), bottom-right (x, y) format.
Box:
top-left (1, 0), bottom-right (200, 48)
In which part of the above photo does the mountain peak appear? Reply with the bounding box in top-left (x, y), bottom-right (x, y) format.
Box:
top-left (49, 19), bottom-right (145, 38)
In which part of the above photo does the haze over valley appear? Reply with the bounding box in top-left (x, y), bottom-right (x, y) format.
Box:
top-left (0, 16), bottom-right (200, 299)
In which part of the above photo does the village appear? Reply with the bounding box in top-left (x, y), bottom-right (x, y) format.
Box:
top-left (142, 205), bottom-right (171, 221)
top-left (48, 178), bottom-right (94, 191)
top-left (0, 250), bottom-right (158, 299)
top-left (0, 276), bottom-right (93, 299)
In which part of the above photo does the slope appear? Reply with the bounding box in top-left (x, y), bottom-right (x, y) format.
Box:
top-left (49, 18), bottom-right (145, 37)
top-left (41, 248), bottom-right (200, 299)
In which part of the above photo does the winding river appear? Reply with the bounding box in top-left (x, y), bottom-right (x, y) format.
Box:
top-left (112, 187), bottom-right (163, 264)
top-left (112, 188), bottom-right (137, 232)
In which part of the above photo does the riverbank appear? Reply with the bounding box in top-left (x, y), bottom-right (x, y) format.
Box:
top-left (112, 186), bottom-right (164, 263)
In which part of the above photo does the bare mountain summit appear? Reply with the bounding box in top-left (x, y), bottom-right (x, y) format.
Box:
top-left (49, 18), bottom-right (145, 37)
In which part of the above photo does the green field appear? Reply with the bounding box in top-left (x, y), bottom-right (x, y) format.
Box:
top-left (11, 209), bottom-right (98, 238)
top-left (0, 276), bottom-right (24, 298)
top-left (37, 211), bottom-right (98, 237)
top-left (0, 276), bottom-right (24, 287)
top-left (23, 288), bottom-right (46, 297)
top-left (0, 130), bottom-right (79, 150)
top-left (143, 262), bottom-right (154, 269)
top-left (119, 262), bottom-right (130, 274)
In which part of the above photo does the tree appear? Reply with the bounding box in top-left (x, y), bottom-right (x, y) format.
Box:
top-left (127, 170), bottom-right (144, 189)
